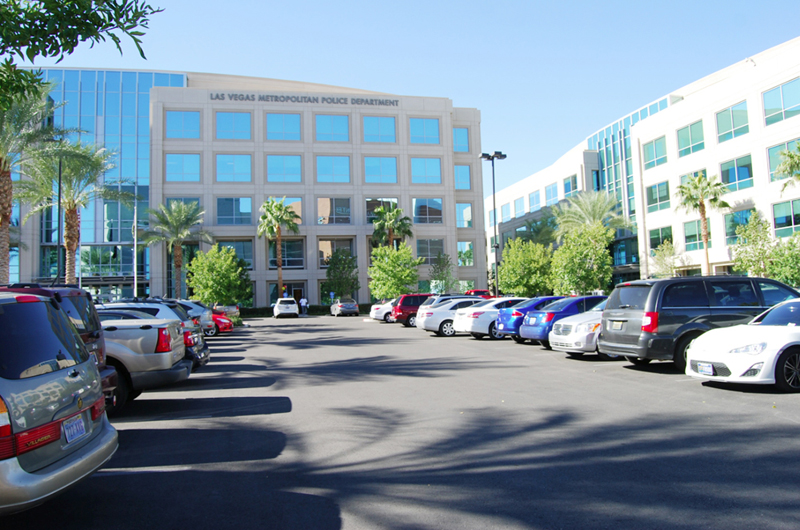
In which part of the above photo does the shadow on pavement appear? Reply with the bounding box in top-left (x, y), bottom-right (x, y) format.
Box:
top-left (112, 396), bottom-right (292, 422)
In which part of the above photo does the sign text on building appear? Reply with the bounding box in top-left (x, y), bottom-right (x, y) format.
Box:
top-left (210, 93), bottom-right (400, 106)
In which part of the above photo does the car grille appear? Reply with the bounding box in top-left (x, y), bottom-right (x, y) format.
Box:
top-left (689, 360), bottom-right (732, 377)
top-left (552, 324), bottom-right (572, 336)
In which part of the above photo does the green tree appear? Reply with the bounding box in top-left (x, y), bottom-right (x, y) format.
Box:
top-left (768, 233), bottom-right (800, 287)
top-left (731, 212), bottom-right (775, 278)
top-left (186, 245), bottom-right (252, 306)
top-left (520, 208), bottom-right (557, 246)
top-left (15, 142), bottom-right (131, 284)
top-left (676, 174), bottom-right (730, 275)
top-left (141, 201), bottom-right (213, 298)
top-left (650, 239), bottom-right (677, 279)
top-left (777, 143), bottom-right (800, 193)
top-left (371, 204), bottom-right (413, 247)
top-left (554, 191), bottom-right (629, 242)
top-left (323, 248), bottom-right (360, 299)
top-left (429, 252), bottom-right (459, 294)
top-left (549, 222), bottom-right (613, 295)
top-left (498, 239), bottom-right (552, 297)
top-left (368, 243), bottom-right (424, 299)
top-left (257, 197), bottom-right (301, 297)
top-left (0, 1), bottom-right (162, 109)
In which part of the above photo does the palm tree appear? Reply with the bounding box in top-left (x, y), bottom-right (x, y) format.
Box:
top-left (676, 174), bottom-right (730, 275)
top-left (258, 197), bottom-right (300, 300)
top-left (141, 201), bottom-right (213, 298)
top-left (777, 143), bottom-right (800, 192)
top-left (371, 204), bottom-right (413, 247)
top-left (553, 191), bottom-right (630, 242)
top-left (15, 142), bottom-right (129, 285)
top-left (520, 208), bottom-right (557, 246)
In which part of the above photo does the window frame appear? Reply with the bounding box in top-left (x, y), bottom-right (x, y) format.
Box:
top-left (266, 113), bottom-right (301, 141)
top-left (165, 153), bottom-right (200, 182)
top-left (315, 114), bottom-right (350, 142)
top-left (677, 120), bottom-right (705, 157)
top-left (165, 110), bottom-right (200, 139)
top-left (413, 197), bottom-right (443, 224)
top-left (646, 181), bottom-right (670, 212)
top-left (720, 154), bottom-right (753, 192)
top-left (316, 197), bottom-right (352, 225)
top-left (409, 118), bottom-right (440, 144)
top-left (363, 116), bottom-right (396, 143)
top-left (266, 154), bottom-right (302, 183)
top-left (215, 111), bottom-right (251, 140)
top-left (643, 136), bottom-right (667, 169)
top-left (716, 102), bottom-right (749, 143)
top-left (216, 197), bottom-right (253, 226)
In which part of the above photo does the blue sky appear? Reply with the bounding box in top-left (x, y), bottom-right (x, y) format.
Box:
top-left (26, 0), bottom-right (800, 197)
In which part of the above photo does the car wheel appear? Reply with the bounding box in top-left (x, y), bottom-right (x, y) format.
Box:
top-left (471, 333), bottom-right (484, 339)
top-left (540, 340), bottom-right (552, 350)
top-left (407, 315), bottom-right (416, 327)
top-left (204, 324), bottom-right (219, 337)
top-left (488, 322), bottom-right (502, 340)
top-left (625, 356), bottom-right (652, 365)
top-left (674, 335), bottom-right (697, 373)
top-left (128, 389), bottom-right (142, 401)
top-left (775, 348), bottom-right (800, 393)
top-left (439, 320), bottom-right (456, 337)
top-left (107, 360), bottom-right (129, 416)
top-left (383, 313), bottom-right (392, 323)
top-left (512, 335), bottom-right (527, 344)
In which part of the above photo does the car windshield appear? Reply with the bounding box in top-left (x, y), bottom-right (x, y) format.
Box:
top-left (421, 297), bottom-right (437, 306)
top-left (511, 298), bottom-right (535, 309)
top-left (541, 298), bottom-right (573, 312)
top-left (753, 300), bottom-right (800, 326)
top-left (170, 304), bottom-right (191, 321)
top-left (278, 299), bottom-right (295, 305)
top-left (60, 294), bottom-right (102, 334)
top-left (469, 300), bottom-right (494, 309)
top-left (590, 299), bottom-right (608, 312)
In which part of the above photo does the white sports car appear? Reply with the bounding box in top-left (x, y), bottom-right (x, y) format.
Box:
top-left (685, 298), bottom-right (800, 392)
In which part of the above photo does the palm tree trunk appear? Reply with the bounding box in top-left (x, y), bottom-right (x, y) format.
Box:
top-left (387, 228), bottom-right (394, 248)
top-left (0, 165), bottom-right (12, 284)
top-left (173, 242), bottom-right (183, 298)
top-left (276, 226), bottom-right (283, 300)
top-left (699, 202), bottom-right (710, 276)
top-left (64, 208), bottom-right (80, 285)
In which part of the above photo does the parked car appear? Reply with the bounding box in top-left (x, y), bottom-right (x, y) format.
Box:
top-left (172, 299), bottom-right (215, 336)
top-left (369, 298), bottom-right (396, 322)
top-left (548, 300), bottom-right (618, 359)
top-left (418, 294), bottom-right (482, 314)
top-left (465, 289), bottom-right (493, 299)
top-left (210, 312), bottom-right (234, 334)
top-left (519, 296), bottom-right (607, 349)
top-left (274, 298), bottom-right (300, 318)
top-left (496, 296), bottom-right (564, 342)
top-left (331, 298), bottom-right (359, 317)
top-left (417, 298), bottom-right (483, 336)
top-left (0, 291), bottom-right (118, 515)
top-left (685, 298), bottom-right (800, 391)
top-left (390, 293), bottom-right (432, 327)
top-left (598, 276), bottom-right (800, 372)
top-left (453, 297), bottom-right (528, 339)
top-left (213, 303), bottom-right (240, 318)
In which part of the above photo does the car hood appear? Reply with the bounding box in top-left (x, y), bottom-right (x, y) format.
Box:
top-left (556, 311), bottom-right (603, 326)
top-left (691, 324), bottom-right (800, 351)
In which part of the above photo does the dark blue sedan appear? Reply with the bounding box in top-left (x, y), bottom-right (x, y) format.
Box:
top-left (496, 296), bottom-right (564, 343)
top-left (519, 296), bottom-right (607, 349)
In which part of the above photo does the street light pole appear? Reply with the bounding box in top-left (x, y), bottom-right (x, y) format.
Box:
top-left (481, 151), bottom-right (506, 298)
top-left (55, 155), bottom-right (62, 285)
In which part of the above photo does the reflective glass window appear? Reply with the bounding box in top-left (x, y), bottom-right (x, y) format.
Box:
top-left (529, 190), bottom-right (541, 212)
top-left (417, 239), bottom-right (444, 264)
top-left (454, 165), bottom-right (471, 190)
top-left (365, 197), bottom-right (398, 222)
top-left (363, 116), bottom-right (395, 143)
top-left (218, 240), bottom-right (254, 269)
top-left (411, 158), bottom-right (441, 184)
top-left (453, 128), bottom-right (469, 152)
top-left (364, 157), bottom-right (397, 183)
top-left (457, 241), bottom-right (474, 266)
top-left (768, 138), bottom-right (800, 181)
top-left (725, 209), bottom-right (754, 245)
top-left (413, 198), bottom-right (443, 224)
top-left (216, 112), bottom-right (251, 139)
top-left (684, 220), bottom-right (710, 251)
top-left (646, 182), bottom-right (670, 212)
top-left (643, 136), bottom-right (667, 169)
top-left (764, 78), bottom-right (800, 126)
top-left (165, 154), bottom-right (200, 182)
top-left (267, 155), bottom-right (302, 182)
top-left (649, 226), bottom-right (672, 250)
top-left (317, 156), bottom-right (350, 183)
top-left (514, 197), bottom-right (524, 217)
top-left (317, 198), bottom-right (351, 224)
top-left (680, 169), bottom-right (707, 186)
top-left (564, 175), bottom-right (578, 197)
top-left (318, 239), bottom-right (353, 268)
top-left (216, 154), bottom-right (251, 182)
top-left (316, 115), bottom-right (349, 142)
top-left (269, 239), bottom-right (304, 269)
top-left (545, 183), bottom-right (558, 206)
top-left (457, 203), bottom-right (473, 228)
top-left (217, 198), bottom-right (252, 225)
top-left (501, 203), bottom-right (511, 222)
top-left (266, 113), bottom-right (301, 141)
top-left (266, 196), bottom-right (303, 225)
top-left (773, 199), bottom-right (800, 237)
top-left (410, 118), bottom-right (439, 144)
top-left (489, 209), bottom-right (495, 227)
top-left (716, 102), bottom-right (749, 143)
top-left (677, 120), bottom-right (704, 157)
top-left (720, 154), bottom-right (753, 192)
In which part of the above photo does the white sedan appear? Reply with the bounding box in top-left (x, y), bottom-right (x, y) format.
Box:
top-left (416, 298), bottom-right (482, 336)
top-left (453, 297), bottom-right (527, 339)
top-left (369, 298), bottom-right (395, 322)
top-left (273, 298), bottom-right (299, 318)
top-left (548, 300), bottom-right (618, 360)
top-left (686, 298), bottom-right (800, 392)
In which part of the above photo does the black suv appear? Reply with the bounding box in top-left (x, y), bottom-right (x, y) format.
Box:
top-left (598, 276), bottom-right (800, 371)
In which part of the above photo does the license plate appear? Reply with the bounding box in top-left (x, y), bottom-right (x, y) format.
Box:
top-left (498, 324), bottom-right (504, 329)
top-left (611, 321), bottom-right (623, 331)
top-left (63, 414), bottom-right (87, 444)
top-left (698, 362), bottom-right (714, 376)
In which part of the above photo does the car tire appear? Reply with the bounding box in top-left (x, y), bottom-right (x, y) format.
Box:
top-left (107, 360), bottom-right (129, 416)
top-left (488, 322), bottom-right (502, 340)
top-left (674, 335), bottom-right (696, 373)
top-left (383, 313), bottom-right (392, 323)
top-left (439, 320), bottom-right (455, 337)
top-left (625, 356), bottom-right (652, 365)
top-left (128, 389), bottom-right (142, 401)
top-left (512, 335), bottom-right (527, 344)
top-left (471, 333), bottom-right (484, 339)
top-left (540, 340), bottom-right (552, 350)
top-left (204, 324), bottom-right (219, 337)
top-left (407, 315), bottom-right (417, 327)
top-left (775, 348), bottom-right (800, 393)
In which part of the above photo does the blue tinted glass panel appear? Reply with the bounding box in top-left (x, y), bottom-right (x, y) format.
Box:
top-left (166, 111), bottom-right (200, 139)
top-left (166, 154), bottom-right (200, 182)
top-left (216, 154), bottom-right (251, 182)
top-left (453, 128), bottom-right (469, 152)
top-left (216, 112), bottom-right (251, 139)
top-left (410, 118), bottom-right (440, 144)
top-left (364, 157), bottom-right (397, 183)
top-left (266, 113), bottom-right (301, 140)
top-left (411, 158), bottom-right (442, 184)
top-left (267, 155), bottom-right (302, 182)
top-left (456, 203), bottom-right (472, 228)
top-left (317, 156), bottom-right (350, 183)
top-left (316, 115), bottom-right (349, 141)
top-left (154, 73), bottom-right (170, 87)
top-left (454, 165), bottom-right (471, 190)
top-left (363, 116), bottom-right (395, 143)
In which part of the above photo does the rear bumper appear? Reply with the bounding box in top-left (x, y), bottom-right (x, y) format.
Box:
top-left (186, 342), bottom-right (211, 369)
top-left (130, 359), bottom-right (193, 390)
top-left (597, 335), bottom-right (673, 360)
top-left (519, 324), bottom-right (549, 340)
top-left (99, 365), bottom-right (118, 395)
top-left (0, 416), bottom-right (118, 515)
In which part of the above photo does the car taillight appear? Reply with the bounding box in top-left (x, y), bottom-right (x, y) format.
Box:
top-left (14, 295), bottom-right (40, 303)
top-left (338, 304), bottom-right (344, 308)
top-left (183, 330), bottom-right (196, 347)
top-left (511, 310), bottom-right (523, 317)
top-left (641, 312), bottom-right (659, 333)
top-left (0, 397), bottom-right (12, 460)
top-left (543, 313), bottom-right (555, 322)
top-left (155, 328), bottom-right (172, 353)
top-left (468, 312), bottom-right (484, 318)
top-left (192, 317), bottom-right (200, 326)
top-left (90, 396), bottom-right (106, 421)
top-left (422, 312), bottom-right (433, 317)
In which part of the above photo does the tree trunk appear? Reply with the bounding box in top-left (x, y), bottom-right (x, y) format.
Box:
top-left (173, 241), bottom-right (183, 299)
top-left (276, 226), bottom-right (283, 301)
top-left (0, 165), bottom-right (12, 284)
top-left (387, 228), bottom-right (394, 248)
top-left (700, 202), bottom-right (710, 276)
top-left (64, 208), bottom-right (80, 285)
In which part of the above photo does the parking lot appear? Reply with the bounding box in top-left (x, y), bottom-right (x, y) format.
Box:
top-left (6, 315), bottom-right (800, 529)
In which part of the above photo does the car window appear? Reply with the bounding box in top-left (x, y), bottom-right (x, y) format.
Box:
top-left (123, 306), bottom-right (159, 316)
top-left (470, 300), bottom-right (494, 309)
top-left (60, 294), bottom-right (102, 334)
top-left (757, 281), bottom-right (799, 307)
top-left (421, 297), bottom-right (436, 306)
top-left (541, 298), bottom-right (573, 312)
top-left (278, 299), bottom-right (295, 305)
top-left (606, 285), bottom-right (650, 310)
top-left (661, 283), bottom-right (709, 308)
top-left (754, 300), bottom-right (800, 326)
top-left (707, 280), bottom-right (758, 307)
top-left (170, 305), bottom-right (191, 320)
top-left (589, 299), bottom-right (608, 312)
top-left (584, 297), bottom-right (605, 310)
top-left (98, 314), bottom-right (122, 321)
top-left (534, 298), bottom-right (558, 309)
top-left (511, 298), bottom-right (534, 309)
top-left (456, 300), bottom-right (478, 309)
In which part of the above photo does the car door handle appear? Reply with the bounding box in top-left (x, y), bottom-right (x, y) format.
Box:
top-left (104, 326), bottom-right (118, 332)
top-left (140, 325), bottom-right (152, 330)
top-left (68, 369), bottom-right (80, 378)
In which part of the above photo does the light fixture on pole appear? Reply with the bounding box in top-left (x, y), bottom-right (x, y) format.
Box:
top-left (480, 151), bottom-right (506, 298)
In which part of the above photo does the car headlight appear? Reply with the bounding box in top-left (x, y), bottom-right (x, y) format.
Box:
top-left (575, 323), bottom-right (601, 333)
top-left (729, 342), bottom-right (767, 355)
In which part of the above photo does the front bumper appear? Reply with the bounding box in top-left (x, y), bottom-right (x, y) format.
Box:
top-left (549, 331), bottom-right (598, 353)
top-left (685, 351), bottom-right (778, 384)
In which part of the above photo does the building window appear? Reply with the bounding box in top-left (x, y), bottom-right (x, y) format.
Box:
top-left (456, 203), bottom-right (472, 228)
top-left (564, 175), bottom-right (578, 197)
top-left (529, 190), bottom-right (541, 212)
top-left (773, 199), bottom-right (800, 237)
top-left (363, 116), bottom-right (395, 143)
top-left (218, 240), bottom-right (253, 269)
top-left (501, 203), bottom-right (511, 222)
top-left (316, 115), bottom-right (349, 142)
top-left (457, 241), bottom-right (474, 266)
top-left (725, 209), bottom-right (754, 245)
top-left (649, 226), bottom-right (672, 250)
top-left (768, 138), bottom-right (800, 181)
top-left (677, 120), bottom-right (704, 157)
top-left (267, 196), bottom-right (303, 225)
top-left (646, 181), bottom-right (670, 212)
top-left (316, 156), bottom-right (350, 183)
top-left (489, 209), bottom-right (495, 227)
top-left (413, 198), bottom-right (443, 224)
top-left (454, 165), bottom-right (471, 190)
top-left (167, 197), bottom-right (200, 209)
top-left (764, 78), bottom-right (800, 126)
top-left (411, 158), bottom-right (441, 184)
top-left (716, 102), bottom-right (748, 143)
top-left (545, 183), bottom-right (558, 206)
top-left (417, 239), bottom-right (444, 264)
top-left (514, 197), bottom-right (524, 217)
top-left (216, 112), bottom-right (251, 140)
top-left (364, 157), bottom-right (397, 184)
top-left (319, 239), bottom-right (353, 268)
top-left (720, 154), bottom-right (753, 192)
top-left (217, 198), bottom-right (252, 225)
top-left (216, 154), bottom-right (251, 182)
top-left (453, 128), bottom-right (469, 152)
top-left (166, 111), bottom-right (200, 139)
top-left (165, 154), bottom-right (200, 182)
top-left (266, 155), bottom-right (302, 182)
top-left (409, 118), bottom-right (439, 144)
top-left (643, 136), bottom-right (667, 169)
top-left (317, 197), bottom-right (351, 225)
top-left (266, 113), bottom-right (301, 141)
top-left (684, 220), bottom-right (710, 251)
top-left (366, 197), bottom-right (398, 222)
top-left (680, 169), bottom-right (706, 185)
top-left (269, 239), bottom-right (304, 269)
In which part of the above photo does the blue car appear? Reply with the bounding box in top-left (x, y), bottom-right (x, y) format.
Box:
top-left (519, 296), bottom-right (607, 349)
top-left (496, 296), bottom-right (564, 343)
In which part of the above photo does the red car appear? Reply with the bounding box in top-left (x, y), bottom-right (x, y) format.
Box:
top-left (210, 311), bottom-right (234, 334)
top-left (390, 293), bottom-right (432, 327)
top-left (465, 289), bottom-right (494, 299)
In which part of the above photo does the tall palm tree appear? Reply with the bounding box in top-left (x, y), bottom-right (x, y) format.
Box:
top-left (676, 174), bottom-right (730, 275)
top-left (258, 197), bottom-right (300, 300)
top-left (553, 190), bottom-right (630, 242)
top-left (371, 204), bottom-right (413, 247)
top-left (15, 142), bottom-right (129, 285)
top-left (777, 143), bottom-right (800, 192)
top-left (141, 201), bottom-right (213, 298)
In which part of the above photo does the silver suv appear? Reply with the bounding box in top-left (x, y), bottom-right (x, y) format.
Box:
top-left (0, 291), bottom-right (118, 514)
